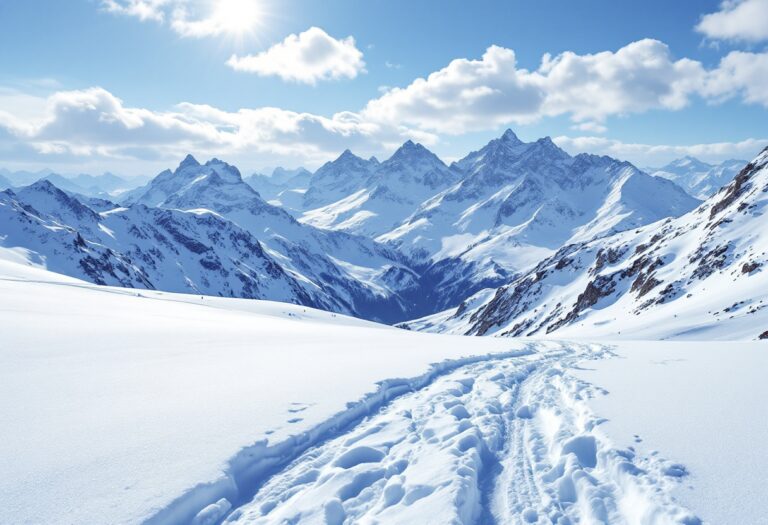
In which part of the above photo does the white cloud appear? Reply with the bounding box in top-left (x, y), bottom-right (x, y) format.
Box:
top-left (363, 45), bottom-right (544, 134)
top-left (571, 122), bottom-right (607, 134)
top-left (554, 135), bottom-right (768, 167)
top-left (102, 0), bottom-right (264, 39)
top-left (2, 36), bottom-right (767, 174)
top-left (101, 0), bottom-right (170, 22)
top-left (0, 87), bottom-right (430, 173)
top-left (363, 39), bottom-right (768, 136)
top-left (696, 0), bottom-right (768, 42)
top-left (538, 40), bottom-right (705, 123)
top-left (227, 27), bottom-right (365, 85)
top-left (702, 50), bottom-right (768, 106)
top-left (363, 40), bottom-right (707, 134)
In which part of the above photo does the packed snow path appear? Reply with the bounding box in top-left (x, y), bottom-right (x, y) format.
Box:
top-left (187, 344), bottom-right (698, 525)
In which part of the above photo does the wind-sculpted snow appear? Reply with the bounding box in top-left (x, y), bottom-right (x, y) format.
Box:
top-left (411, 147), bottom-right (768, 340)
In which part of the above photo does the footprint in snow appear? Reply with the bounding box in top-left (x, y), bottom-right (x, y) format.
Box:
top-left (288, 402), bottom-right (312, 413)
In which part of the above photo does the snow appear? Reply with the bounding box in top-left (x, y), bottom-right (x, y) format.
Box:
top-left (0, 254), bottom-right (519, 524)
top-left (574, 341), bottom-right (768, 525)
top-left (2, 254), bottom-right (720, 524)
top-left (226, 343), bottom-right (698, 525)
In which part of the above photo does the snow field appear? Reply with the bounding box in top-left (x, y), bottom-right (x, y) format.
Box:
top-left (224, 344), bottom-right (698, 525)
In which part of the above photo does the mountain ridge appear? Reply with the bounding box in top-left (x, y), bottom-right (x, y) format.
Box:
top-left (407, 146), bottom-right (768, 340)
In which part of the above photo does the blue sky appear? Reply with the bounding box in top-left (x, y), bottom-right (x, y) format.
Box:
top-left (0, 0), bottom-right (767, 175)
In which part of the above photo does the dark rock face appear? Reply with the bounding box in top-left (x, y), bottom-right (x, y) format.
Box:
top-left (742, 261), bottom-right (760, 274)
top-left (709, 161), bottom-right (755, 219)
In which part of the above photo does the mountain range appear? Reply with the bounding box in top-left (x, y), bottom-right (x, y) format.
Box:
top-left (0, 167), bottom-right (148, 198)
top-left (1, 130), bottom-right (765, 334)
top-left (409, 146), bottom-right (768, 340)
top-left (297, 131), bottom-right (700, 315)
top-left (646, 156), bottom-right (746, 199)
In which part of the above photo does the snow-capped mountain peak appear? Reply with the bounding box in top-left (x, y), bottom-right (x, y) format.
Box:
top-left (179, 153), bottom-right (201, 169)
top-left (500, 128), bottom-right (523, 145)
top-left (302, 149), bottom-right (377, 209)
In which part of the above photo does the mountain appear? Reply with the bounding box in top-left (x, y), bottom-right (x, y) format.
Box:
top-left (244, 167), bottom-right (312, 211)
top-left (371, 131), bottom-right (698, 315)
top-left (300, 141), bottom-right (461, 237)
top-left (69, 172), bottom-right (139, 195)
top-left (0, 168), bottom-right (55, 186)
top-left (407, 149), bottom-right (768, 340)
top-left (301, 150), bottom-right (379, 210)
top-left (383, 131), bottom-right (699, 260)
top-left (0, 137), bottom-right (716, 326)
top-left (0, 180), bottom-right (346, 308)
top-left (0, 173), bottom-right (11, 190)
top-left (119, 155), bottom-right (421, 322)
top-left (648, 156), bottom-right (747, 199)
top-left (0, 167), bottom-right (143, 197)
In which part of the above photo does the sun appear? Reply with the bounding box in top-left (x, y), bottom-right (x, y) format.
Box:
top-left (211, 0), bottom-right (263, 37)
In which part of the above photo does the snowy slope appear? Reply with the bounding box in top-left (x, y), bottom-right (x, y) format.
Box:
top-left (409, 148), bottom-right (768, 340)
top-left (575, 340), bottom-right (768, 525)
top-left (301, 141), bottom-right (461, 237)
top-left (648, 156), bottom-right (746, 199)
top-left (1, 255), bottom-right (715, 525)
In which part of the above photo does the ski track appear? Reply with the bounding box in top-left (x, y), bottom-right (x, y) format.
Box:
top-left (156, 341), bottom-right (701, 525)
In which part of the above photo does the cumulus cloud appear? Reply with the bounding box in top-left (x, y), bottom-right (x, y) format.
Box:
top-left (363, 45), bottom-right (544, 134)
top-left (571, 122), bottom-right (607, 134)
top-left (2, 37), bottom-right (767, 173)
top-left (554, 135), bottom-right (768, 167)
top-left (363, 40), bottom-right (710, 134)
top-left (702, 50), bottom-right (768, 106)
top-left (538, 40), bottom-right (705, 123)
top-left (0, 87), bottom-right (431, 173)
top-left (363, 39), bottom-right (768, 135)
top-left (227, 27), bottom-right (365, 84)
top-left (696, 0), bottom-right (768, 42)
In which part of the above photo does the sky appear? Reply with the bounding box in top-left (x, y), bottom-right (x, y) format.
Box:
top-left (0, 0), bottom-right (767, 176)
